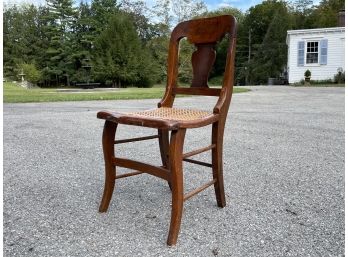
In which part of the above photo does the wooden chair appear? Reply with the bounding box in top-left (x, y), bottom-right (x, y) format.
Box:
top-left (97, 15), bottom-right (237, 246)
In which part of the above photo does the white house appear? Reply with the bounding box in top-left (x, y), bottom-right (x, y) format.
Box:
top-left (286, 27), bottom-right (345, 83)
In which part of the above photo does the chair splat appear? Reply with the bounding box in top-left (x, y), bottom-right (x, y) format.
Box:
top-left (191, 43), bottom-right (216, 88)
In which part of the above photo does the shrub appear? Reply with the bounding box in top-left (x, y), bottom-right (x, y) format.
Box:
top-left (334, 68), bottom-right (345, 83)
top-left (304, 69), bottom-right (311, 77)
top-left (208, 76), bottom-right (224, 86)
top-left (18, 62), bottom-right (43, 84)
top-left (309, 79), bottom-right (333, 84)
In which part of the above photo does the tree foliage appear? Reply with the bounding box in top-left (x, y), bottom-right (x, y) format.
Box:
top-left (199, 7), bottom-right (246, 81)
top-left (42, 0), bottom-right (77, 86)
top-left (3, 0), bottom-right (345, 87)
top-left (93, 13), bottom-right (158, 87)
top-left (19, 62), bottom-right (43, 83)
top-left (4, 5), bottom-right (45, 80)
top-left (249, 6), bottom-right (291, 83)
top-left (308, 0), bottom-right (345, 28)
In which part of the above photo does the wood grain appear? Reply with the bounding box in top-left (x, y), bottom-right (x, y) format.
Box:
top-left (97, 15), bottom-right (238, 246)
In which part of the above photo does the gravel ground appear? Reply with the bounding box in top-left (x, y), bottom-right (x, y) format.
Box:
top-left (3, 86), bottom-right (344, 256)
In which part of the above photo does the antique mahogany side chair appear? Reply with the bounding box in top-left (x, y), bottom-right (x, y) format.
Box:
top-left (97, 15), bottom-right (237, 246)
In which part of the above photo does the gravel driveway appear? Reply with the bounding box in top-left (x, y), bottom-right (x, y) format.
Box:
top-left (4, 86), bottom-right (344, 256)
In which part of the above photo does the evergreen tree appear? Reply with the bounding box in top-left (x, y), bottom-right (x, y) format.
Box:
top-left (3, 5), bottom-right (43, 80)
top-left (120, 0), bottom-right (155, 43)
top-left (43, 0), bottom-right (77, 86)
top-left (93, 13), bottom-right (158, 87)
top-left (70, 1), bottom-right (94, 82)
top-left (249, 7), bottom-right (290, 83)
top-left (241, 0), bottom-right (291, 84)
top-left (4, 5), bottom-right (21, 79)
top-left (90, 0), bottom-right (119, 32)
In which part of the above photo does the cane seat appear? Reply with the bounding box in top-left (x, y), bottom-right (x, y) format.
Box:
top-left (97, 107), bottom-right (219, 129)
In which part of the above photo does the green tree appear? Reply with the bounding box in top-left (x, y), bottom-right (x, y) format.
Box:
top-left (199, 7), bottom-right (246, 83)
top-left (149, 0), bottom-right (208, 84)
top-left (307, 0), bottom-right (345, 28)
top-left (147, 32), bottom-right (170, 82)
top-left (146, 0), bottom-right (173, 82)
top-left (69, 1), bottom-right (94, 83)
top-left (244, 1), bottom-right (289, 47)
top-left (172, 0), bottom-right (207, 23)
top-left (4, 5), bottom-right (22, 79)
top-left (19, 62), bottom-right (43, 84)
top-left (152, 0), bottom-right (172, 32)
top-left (288, 0), bottom-right (344, 30)
top-left (293, 0), bottom-right (313, 12)
top-left (249, 7), bottom-right (290, 83)
top-left (93, 13), bottom-right (158, 87)
top-left (120, 0), bottom-right (157, 43)
top-left (90, 0), bottom-right (119, 32)
top-left (42, 0), bottom-right (77, 86)
top-left (242, 0), bottom-right (291, 84)
top-left (3, 5), bottom-right (44, 80)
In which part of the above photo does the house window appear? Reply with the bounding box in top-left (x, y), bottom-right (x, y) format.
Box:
top-left (306, 41), bottom-right (319, 64)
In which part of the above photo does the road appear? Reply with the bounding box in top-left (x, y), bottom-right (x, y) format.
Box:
top-left (3, 86), bottom-right (344, 256)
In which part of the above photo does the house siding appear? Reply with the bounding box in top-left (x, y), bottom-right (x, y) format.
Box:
top-left (287, 27), bottom-right (345, 83)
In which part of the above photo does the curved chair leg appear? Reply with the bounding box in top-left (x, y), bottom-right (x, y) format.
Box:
top-left (212, 122), bottom-right (226, 208)
top-left (167, 129), bottom-right (186, 246)
top-left (99, 120), bottom-right (118, 212)
top-left (158, 129), bottom-right (172, 190)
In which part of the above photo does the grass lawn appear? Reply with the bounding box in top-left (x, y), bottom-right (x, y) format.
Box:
top-left (291, 83), bottom-right (345, 87)
top-left (3, 82), bottom-right (250, 103)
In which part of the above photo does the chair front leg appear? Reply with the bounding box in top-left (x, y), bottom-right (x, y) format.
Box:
top-left (212, 121), bottom-right (226, 208)
top-left (167, 128), bottom-right (186, 246)
top-left (99, 120), bottom-right (118, 212)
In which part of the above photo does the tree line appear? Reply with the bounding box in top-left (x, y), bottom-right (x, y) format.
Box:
top-left (3, 0), bottom-right (344, 87)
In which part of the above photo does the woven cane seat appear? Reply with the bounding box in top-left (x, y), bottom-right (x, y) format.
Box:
top-left (129, 107), bottom-right (211, 121)
top-left (97, 107), bottom-right (219, 129)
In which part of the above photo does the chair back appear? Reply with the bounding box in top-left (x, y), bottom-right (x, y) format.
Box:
top-left (159, 15), bottom-right (238, 117)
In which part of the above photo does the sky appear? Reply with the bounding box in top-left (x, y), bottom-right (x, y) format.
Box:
top-left (204, 0), bottom-right (263, 11)
top-left (3, 0), bottom-right (266, 12)
top-left (3, 0), bottom-right (321, 12)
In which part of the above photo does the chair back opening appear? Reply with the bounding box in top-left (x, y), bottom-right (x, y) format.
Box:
top-left (159, 15), bottom-right (238, 115)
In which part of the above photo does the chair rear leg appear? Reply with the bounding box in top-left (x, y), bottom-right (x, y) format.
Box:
top-left (158, 129), bottom-right (172, 190)
top-left (99, 121), bottom-right (118, 212)
top-left (212, 122), bottom-right (226, 208)
top-left (167, 129), bottom-right (186, 246)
